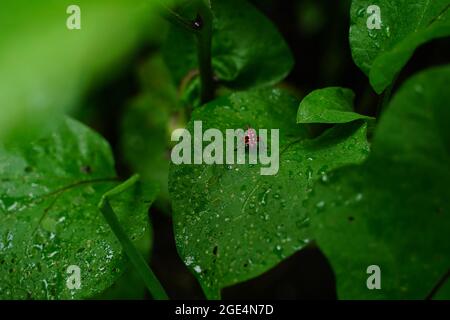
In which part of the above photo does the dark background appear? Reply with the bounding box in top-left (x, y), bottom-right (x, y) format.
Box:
top-left (83, 0), bottom-right (450, 299)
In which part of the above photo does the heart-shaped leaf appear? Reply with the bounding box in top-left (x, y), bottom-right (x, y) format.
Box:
top-left (169, 88), bottom-right (370, 298)
top-left (297, 87), bottom-right (374, 124)
top-left (350, 0), bottom-right (450, 93)
top-left (0, 118), bottom-right (157, 299)
top-left (310, 65), bottom-right (450, 299)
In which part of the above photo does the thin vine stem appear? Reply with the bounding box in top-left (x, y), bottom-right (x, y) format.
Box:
top-left (159, 0), bottom-right (215, 104)
top-left (425, 269), bottom-right (450, 300)
top-left (376, 79), bottom-right (396, 119)
top-left (157, 0), bottom-right (198, 33)
top-left (195, 0), bottom-right (214, 103)
top-left (98, 174), bottom-right (169, 300)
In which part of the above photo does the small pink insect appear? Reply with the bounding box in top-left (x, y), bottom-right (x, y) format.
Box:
top-left (243, 126), bottom-right (265, 150)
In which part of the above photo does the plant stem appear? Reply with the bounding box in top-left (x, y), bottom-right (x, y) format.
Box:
top-left (98, 174), bottom-right (169, 300)
top-left (376, 80), bottom-right (395, 119)
top-left (425, 269), bottom-right (450, 300)
top-left (159, 0), bottom-right (215, 104)
top-left (157, 0), bottom-right (197, 33)
top-left (195, 0), bottom-right (214, 104)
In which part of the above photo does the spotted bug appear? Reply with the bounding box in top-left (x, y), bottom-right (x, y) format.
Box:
top-left (244, 127), bottom-right (258, 149)
top-left (243, 126), bottom-right (266, 151)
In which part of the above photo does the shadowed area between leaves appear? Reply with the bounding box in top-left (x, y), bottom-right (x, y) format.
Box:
top-left (222, 245), bottom-right (337, 300)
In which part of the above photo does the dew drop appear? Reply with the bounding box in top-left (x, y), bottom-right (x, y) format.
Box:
top-left (194, 265), bottom-right (202, 273)
top-left (316, 201), bottom-right (325, 209)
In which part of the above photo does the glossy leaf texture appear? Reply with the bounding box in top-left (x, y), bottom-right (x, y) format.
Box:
top-left (0, 118), bottom-right (157, 299)
top-left (93, 229), bottom-right (152, 299)
top-left (310, 65), bottom-right (450, 299)
top-left (169, 88), bottom-right (370, 298)
top-left (350, 0), bottom-right (450, 93)
top-left (0, 0), bottom-right (159, 143)
top-left (163, 0), bottom-right (294, 90)
top-left (297, 87), bottom-right (374, 124)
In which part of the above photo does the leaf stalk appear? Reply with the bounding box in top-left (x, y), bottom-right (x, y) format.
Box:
top-left (98, 174), bottom-right (169, 300)
top-left (195, 0), bottom-right (215, 103)
top-left (159, 0), bottom-right (215, 104)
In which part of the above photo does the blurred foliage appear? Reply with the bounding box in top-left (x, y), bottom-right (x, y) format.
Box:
top-left (1, 0), bottom-right (449, 300)
top-left (296, 0), bottom-right (326, 36)
top-left (0, 0), bottom-right (159, 143)
top-left (120, 54), bottom-right (182, 211)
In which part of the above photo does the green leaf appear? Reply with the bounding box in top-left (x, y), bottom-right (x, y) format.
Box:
top-left (310, 65), bottom-right (450, 299)
top-left (350, 0), bottom-right (450, 93)
top-left (434, 277), bottom-right (450, 300)
top-left (169, 88), bottom-right (370, 298)
top-left (121, 95), bottom-right (173, 210)
top-left (0, 0), bottom-right (158, 142)
top-left (93, 228), bottom-right (152, 300)
top-left (163, 0), bottom-right (294, 90)
top-left (0, 117), bottom-right (157, 299)
top-left (297, 87), bottom-right (374, 124)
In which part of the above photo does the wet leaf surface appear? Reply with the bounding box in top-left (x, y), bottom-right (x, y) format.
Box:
top-left (0, 118), bottom-right (157, 299)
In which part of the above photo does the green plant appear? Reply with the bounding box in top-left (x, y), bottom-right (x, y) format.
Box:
top-left (0, 0), bottom-right (449, 300)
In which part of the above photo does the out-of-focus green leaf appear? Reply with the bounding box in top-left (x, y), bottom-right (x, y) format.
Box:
top-left (121, 55), bottom-right (181, 210)
top-left (0, 0), bottom-right (158, 142)
top-left (0, 117), bottom-right (157, 299)
top-left (310, 65), bottom-right (450, 299)
top-left (350, 0), bottom-right (450, 93)
top-left (297, 87), bottom-right (374, 124)
top-left (296, 0), bottom-right (326, 36)
top-left (434, 278), bottom-right (450, 300)
top-left (169, 88), bottom-right (370, 298)
top-left (163, 0), bottom-right (294, 90)
top-left (121, 95), bottom-right (172, 208)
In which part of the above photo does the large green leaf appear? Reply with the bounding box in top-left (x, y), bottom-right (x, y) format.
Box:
top-left (169, 88), bottom-right (370, 298)
top-left (350, 0), bottom-right (450, 93)
top-left (0, 0), bottom-right (158, 142)
top-left (0, 117), bottom-right (157, 299)
top-left (297, 87), bottom-right (374, 124)
top-left (163, 0), bottom-right (294, 90)
top-left (310, 65), bottom-right (450, 299)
